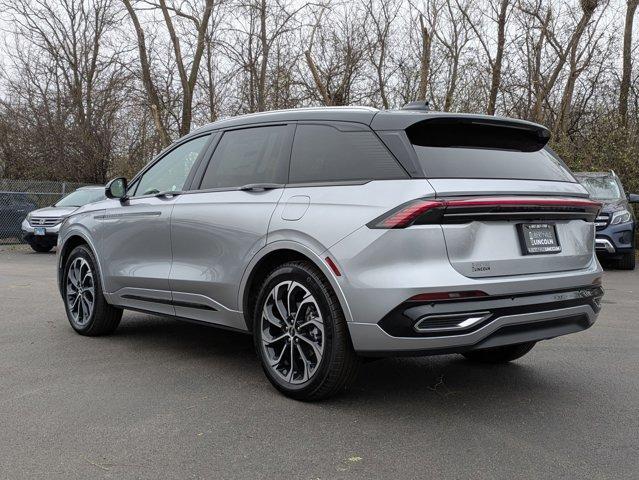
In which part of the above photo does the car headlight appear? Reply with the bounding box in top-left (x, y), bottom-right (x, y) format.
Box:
top-left (610, 209), bottom-right (632, 225)
top-left (26, 212), bottom-right (32, 222)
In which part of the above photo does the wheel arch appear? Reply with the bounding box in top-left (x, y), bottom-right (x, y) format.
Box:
top-left (57, 231), bottom-right (104, 297)
top-left (239, 241), bottom-right (353, 331)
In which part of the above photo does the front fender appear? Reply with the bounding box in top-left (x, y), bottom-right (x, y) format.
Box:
top-left (57, 210), bottom-right (106, 296)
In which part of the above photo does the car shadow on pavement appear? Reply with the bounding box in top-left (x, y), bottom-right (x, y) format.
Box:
top-left (105, 312), bottom-right (591, 413)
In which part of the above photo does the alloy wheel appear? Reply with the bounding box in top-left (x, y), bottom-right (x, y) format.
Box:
top-left (260, 281), bottom-right (325, 385)
top-left (66, 257), bottom-right (95, 326)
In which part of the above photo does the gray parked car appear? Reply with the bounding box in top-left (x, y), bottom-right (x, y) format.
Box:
top-left (22, 186), bottom-right (105, 252)
top-left (57, 106), bottom-right (604, 400)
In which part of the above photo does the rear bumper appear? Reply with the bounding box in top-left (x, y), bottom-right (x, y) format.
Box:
top-left (348, 286), bottom-right (602, 355)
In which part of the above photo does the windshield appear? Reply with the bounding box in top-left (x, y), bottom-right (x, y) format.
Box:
top-left (576, 176), bottom-right (622, 201)
top-left (55, 189), bottom-right (105, 207)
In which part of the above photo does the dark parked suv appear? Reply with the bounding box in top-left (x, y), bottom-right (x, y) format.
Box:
top-left (574, 171), bottom-right (638, 270)
top-left (0, 192), bottom-right (37, 239)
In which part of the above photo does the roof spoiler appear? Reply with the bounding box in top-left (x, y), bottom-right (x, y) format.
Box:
top-left (406, 116), bottom-right (551, 153)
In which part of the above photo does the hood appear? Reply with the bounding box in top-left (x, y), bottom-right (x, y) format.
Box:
top-left (599, 198), bottom-right (629, 213)
top-left (28, 206), bottom-right (79, 218)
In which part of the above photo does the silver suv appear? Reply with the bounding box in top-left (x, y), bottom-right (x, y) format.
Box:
top-left (57, 106), bottom-right (604, 400)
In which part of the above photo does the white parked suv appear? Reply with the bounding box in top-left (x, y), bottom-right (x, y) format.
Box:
top-left (22, 186), bottom-right (105, 252)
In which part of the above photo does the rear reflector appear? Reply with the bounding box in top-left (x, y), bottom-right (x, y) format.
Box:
top-left (367, 196), bottom-right (602, 229)
top-left (325, 256), bottom-right (341, 276)
top-left (408, 290), bottom-right (488, 302)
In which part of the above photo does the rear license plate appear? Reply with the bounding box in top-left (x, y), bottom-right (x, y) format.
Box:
top-left (34, 227), bottom-right (46, 236)
top-left (517, 223), bottom-right (561, 255)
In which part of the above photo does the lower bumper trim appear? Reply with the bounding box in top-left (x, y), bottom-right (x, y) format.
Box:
top-left (349, 304), bottom-right (597, 356)
top-left (595, 238), bottom-right (616, 253)
top-left (22, 232), bottom-right (58, 244)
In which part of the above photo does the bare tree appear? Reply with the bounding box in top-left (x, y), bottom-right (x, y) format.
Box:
top-left (434, 0), bottom-right (471, 112)
top-left (122, 0), bottom-right (216, 139)
top-left (1, 0), bottom-right (638, 194)
top-left (122, 0), bottom-right (172, 147)
top-left (222, 0), bottom-right (304, 112)
top-left (362, 0), bottom-right (401, 109)
top-left (303, 3), bottom-right (368, 106)
top-left (521, 0), bottom-right (601, 123)
top-left (458, 0), bottom-right (510, 115)
top-left (0, 0), bottom-right (127, 182)
top-left (556, 1), bottom-right (606, 136)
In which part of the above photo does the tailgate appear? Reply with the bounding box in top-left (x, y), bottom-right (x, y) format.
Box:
top-left (399, 115), bottom-right (598, 278)
top-left (429, 183), bottom-right (599, 278)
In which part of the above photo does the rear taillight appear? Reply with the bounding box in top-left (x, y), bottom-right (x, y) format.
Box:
top-left (367, 196), bottom-right (602, 229)
top-left (367, 199), bottom-right (443, 229)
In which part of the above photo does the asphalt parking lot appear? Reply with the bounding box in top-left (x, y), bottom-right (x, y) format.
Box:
top-left (1, 245), bottom-right (638, 480)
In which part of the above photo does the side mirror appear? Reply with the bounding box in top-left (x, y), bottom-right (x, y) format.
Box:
top-left (105, 177), bottom-right (128, 200)
top-left (628, 193), bottom-right (639, 204)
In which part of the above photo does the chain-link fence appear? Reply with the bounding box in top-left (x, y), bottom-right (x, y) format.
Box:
top-left (0, 178), bottom-right (89, 245)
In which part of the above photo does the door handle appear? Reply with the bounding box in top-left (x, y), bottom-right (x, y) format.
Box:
top-left (155, 191), bottom-right (182, 199)
top-left (239, 183), bottom-right (283, 192)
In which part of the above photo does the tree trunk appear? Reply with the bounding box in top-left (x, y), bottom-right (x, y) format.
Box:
top-left (556, 0), bottom-right (600, 135)
top-left (418, 14), bottom-right (432, 100)
top-left (487, 0), bottom-right (509, 115)
top-left (620, 0), bottom-right (639, 127)
top-left (257, 0), bottom-right (269, 112)
top-left (444, 58), bottom-right (459, 112)
top-left (305, 50), bottom-right (331, 105)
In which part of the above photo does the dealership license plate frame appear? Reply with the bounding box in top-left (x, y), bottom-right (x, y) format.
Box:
top-left (517, 222), bottom-right (561, 255)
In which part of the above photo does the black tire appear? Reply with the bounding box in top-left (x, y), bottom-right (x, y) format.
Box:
top-left (461, 341), bottom-right (536, 364)
top-left (253, 260), bottom-right (359, 401)
top-left (614, 252), bottom-right (636, 270)
top-left (30, 242), bottom-right (53, 253)
top-left (62, 244), bottom-right (122, 336)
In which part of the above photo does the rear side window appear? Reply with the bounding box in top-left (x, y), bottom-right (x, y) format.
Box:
top-left (200, 125), bottom-right (290, 189)
top-left (289, 124), bottom-right (407, 183)
top-left (407, 119), bottom-right (575, 182)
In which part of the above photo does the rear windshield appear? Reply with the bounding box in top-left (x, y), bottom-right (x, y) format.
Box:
top-left (406, 119), bottom-right (575, 182)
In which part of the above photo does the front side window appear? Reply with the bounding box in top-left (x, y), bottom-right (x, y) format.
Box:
top-left (289, 124), bottom-right (407, 184)
top-left (134, 135), bottom-right (210, 196)
top-left (200, 125), bottom-right (290, 190)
